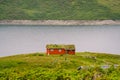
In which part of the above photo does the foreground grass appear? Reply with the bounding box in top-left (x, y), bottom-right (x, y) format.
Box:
top-left (0, 52), bottom-right (120, 79)
top-left (0, 0), bottom-right (120, 20)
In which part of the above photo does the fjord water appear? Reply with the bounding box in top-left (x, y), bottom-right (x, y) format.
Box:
top-left (0, 25), bottom-right (120, 57)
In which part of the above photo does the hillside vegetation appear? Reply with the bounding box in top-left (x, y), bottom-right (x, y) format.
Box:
top-left (0, 52), bottom-right (120, 79)
top-left (0, 0), bottom-right (120, 20)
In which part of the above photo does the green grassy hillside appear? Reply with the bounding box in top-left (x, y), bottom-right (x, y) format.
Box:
top-left (0, 52), bottom-right (120, 79)
top-left (0, 0), bottom-right (120, 20)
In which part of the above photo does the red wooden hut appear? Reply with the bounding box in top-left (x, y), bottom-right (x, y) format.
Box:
top-left (46, 44), bottom-right (75, 55)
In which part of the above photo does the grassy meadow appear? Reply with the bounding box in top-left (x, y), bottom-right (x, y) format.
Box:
top-left (0, 0), bottom-right (120, 20)
top-left (0, 52), bottom-right (120, 80)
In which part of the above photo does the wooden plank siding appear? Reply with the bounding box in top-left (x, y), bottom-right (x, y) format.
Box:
top-left (46, 44), bottom-right (75, 55)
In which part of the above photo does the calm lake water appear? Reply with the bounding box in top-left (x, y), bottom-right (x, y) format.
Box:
top-left (0, 25), bottom-right (120, 57)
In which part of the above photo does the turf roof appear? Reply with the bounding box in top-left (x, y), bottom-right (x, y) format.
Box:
top-left (46, 44), bottom-right (75, 50)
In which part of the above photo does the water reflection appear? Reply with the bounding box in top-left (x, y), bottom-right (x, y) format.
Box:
top-left (0, 25), bottom-right (120, 57)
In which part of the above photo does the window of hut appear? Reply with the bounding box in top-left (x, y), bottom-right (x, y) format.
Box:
top-left (58, 49), bottom-right (62, 52)
top-left (50, 49), bottom-right (54, 51)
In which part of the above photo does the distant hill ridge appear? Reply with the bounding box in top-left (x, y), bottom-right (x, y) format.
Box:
top-left (0, 0), bottom-right (120, 20)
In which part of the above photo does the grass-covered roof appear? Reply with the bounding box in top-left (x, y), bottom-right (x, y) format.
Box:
top-left (46, 44), bottom-right (75, 50)
top-left (46, 44), bottom-right (65, 49)
top-left (65, 45), bottom-right (75, 50)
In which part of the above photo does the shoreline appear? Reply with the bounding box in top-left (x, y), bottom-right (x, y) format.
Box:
top-left (0, 20), bottom-right (120, 26)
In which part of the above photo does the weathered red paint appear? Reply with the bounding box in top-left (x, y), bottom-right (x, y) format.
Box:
top-left (46, 49), bottom-right (75, 55)
top-left (67, 50), bottom-right (75, 55)
top-left (47, 49), bottom-right (66, 55)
